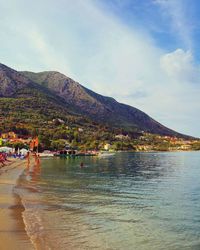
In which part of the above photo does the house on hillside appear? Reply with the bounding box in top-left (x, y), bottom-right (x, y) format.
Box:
top-left (104, 143), bottom-right (111, 151)
top-left (78, 128), bottom-right (84, 132)
top-left (1, 131), bottom-right (18, 139)
top-left (52, 118), bottom-right (65, 125)
top-left (115, 134), bottom-right (130, 140)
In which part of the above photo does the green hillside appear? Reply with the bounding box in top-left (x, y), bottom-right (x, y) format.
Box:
top-left (0, 63), bottom-right (194, 150)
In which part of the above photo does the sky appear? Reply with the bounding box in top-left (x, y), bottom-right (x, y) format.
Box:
top-left (0, 0), bottom-right (200, 137)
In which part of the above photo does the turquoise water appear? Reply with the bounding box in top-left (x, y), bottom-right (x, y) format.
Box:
top-left (16, 152), bottom-right (200, 249)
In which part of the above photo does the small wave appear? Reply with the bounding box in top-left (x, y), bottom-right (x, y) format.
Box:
top-left (14, 174), bottom-right (53, 250)
top-left (22, 205), bottom-right (49, 250)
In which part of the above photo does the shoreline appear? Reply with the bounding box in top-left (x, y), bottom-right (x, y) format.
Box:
top-left (0, 158), bottom-right (34, 250)
top-left (114, 149), bottom-right (200, 153)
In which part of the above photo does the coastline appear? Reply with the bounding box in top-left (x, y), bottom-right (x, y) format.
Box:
top-left (0, 158), bottom-right (34, 250)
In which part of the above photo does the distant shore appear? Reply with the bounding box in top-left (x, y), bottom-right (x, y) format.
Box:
top-left (0, 158), bottom-right (34, 250)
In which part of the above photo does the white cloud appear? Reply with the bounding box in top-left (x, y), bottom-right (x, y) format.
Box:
top-left (160, 49), bottom-right (200, 83)
top-left (154, 0), bottom-right (193, 49)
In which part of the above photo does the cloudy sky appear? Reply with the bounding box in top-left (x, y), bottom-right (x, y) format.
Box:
top-left (0, 0), bottom-right (200, 137)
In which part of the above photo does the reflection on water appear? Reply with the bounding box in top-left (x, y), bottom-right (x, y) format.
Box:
top-left (16, 152), bottom-right (200, 250)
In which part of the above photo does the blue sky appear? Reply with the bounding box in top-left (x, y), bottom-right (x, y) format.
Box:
top-left (0, 0), bottom-right (200, 137)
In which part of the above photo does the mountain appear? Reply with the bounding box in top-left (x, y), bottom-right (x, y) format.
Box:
top-left (22, 69), bottom-right (187, 138)
top-left (0, 63), bottom-right (190, 139)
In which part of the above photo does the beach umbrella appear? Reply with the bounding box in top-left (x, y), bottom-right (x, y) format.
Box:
top-left (20, 148), bottom-right (28, 156)
top-left (0, 146), bottom-right (13, 153)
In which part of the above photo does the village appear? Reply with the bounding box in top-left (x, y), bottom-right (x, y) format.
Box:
top-left (0, 130), bottom-right (199, 157)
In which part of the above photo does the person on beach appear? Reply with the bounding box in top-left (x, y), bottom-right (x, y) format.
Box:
top-left (33, 152), bottom-right (40, 165)
top-left (33, 152), bottom-right (37, 164)
top-left (36, 153), bottom-right (40, 165)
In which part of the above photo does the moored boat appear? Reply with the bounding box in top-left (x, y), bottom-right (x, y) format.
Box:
top-left (39, 151), bottom-right (55, 157)
top-left (98, 151), bottom-right (115, 157)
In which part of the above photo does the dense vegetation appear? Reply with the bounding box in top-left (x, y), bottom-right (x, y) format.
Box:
top-left (0, 63), bottom-right (197, 151)
top-left (0, 87), bottom-right (142, 150)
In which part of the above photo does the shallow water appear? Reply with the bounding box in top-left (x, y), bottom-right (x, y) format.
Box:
top-left (16, 152), bottom-right (200, 250)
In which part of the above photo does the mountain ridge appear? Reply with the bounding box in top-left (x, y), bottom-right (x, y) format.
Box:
top-left (0, 63), bottom-right (193, 139)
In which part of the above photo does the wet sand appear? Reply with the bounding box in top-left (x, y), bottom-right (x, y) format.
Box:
top-left (0, 159), bottom-right (34, 250)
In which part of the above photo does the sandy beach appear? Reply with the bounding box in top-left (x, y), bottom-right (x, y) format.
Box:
top-left (0, 158), bottom-right (34, 250)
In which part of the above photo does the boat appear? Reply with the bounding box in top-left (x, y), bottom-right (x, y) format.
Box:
top-left (98, 151), bottom-right (115, 157)
top-left (55, 150), bottom-right (77, 158)
top-left (39, 150), bottom-right (55, 157)
top-left (55, 150), bottom-right (98, 158)
top-left (75, 152), bottom-right (97, 157)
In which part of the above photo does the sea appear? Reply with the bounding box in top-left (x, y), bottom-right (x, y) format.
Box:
top-left (14, 152), bottom-right (200, 250)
